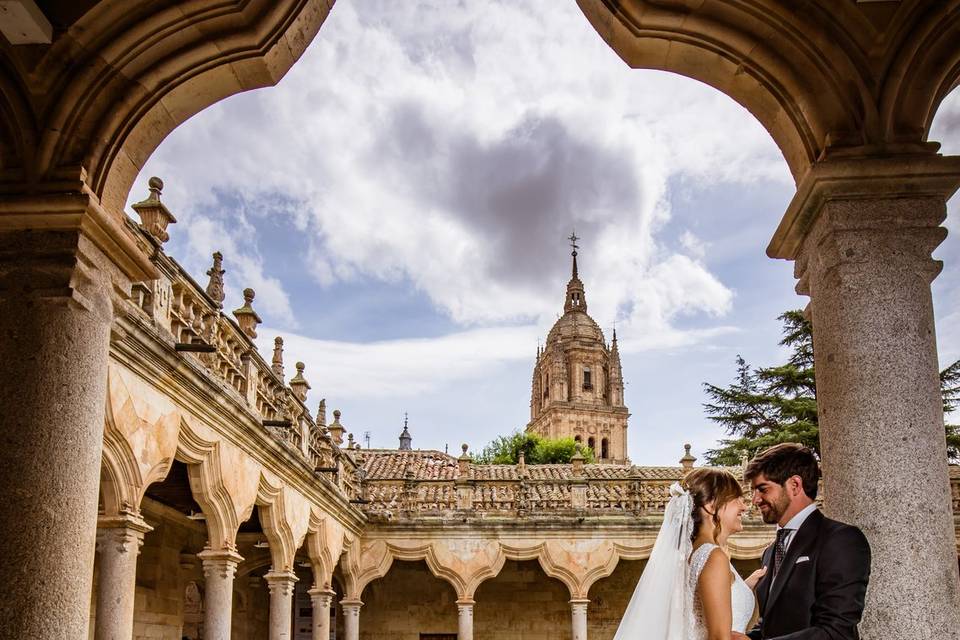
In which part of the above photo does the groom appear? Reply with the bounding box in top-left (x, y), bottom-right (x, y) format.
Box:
top-left (736, 443), bottom-right (871, 640)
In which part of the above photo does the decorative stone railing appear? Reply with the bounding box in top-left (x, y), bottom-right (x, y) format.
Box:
top-left (358, 456), bottom-right (960, 522)
top-left (122, 179), bottom-right (362, 504)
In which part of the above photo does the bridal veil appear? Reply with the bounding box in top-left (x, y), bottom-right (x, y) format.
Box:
top-left (613, 482), bottom-right (695, 640)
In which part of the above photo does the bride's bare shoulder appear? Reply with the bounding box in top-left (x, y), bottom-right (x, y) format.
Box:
top-left (694, 545), bottom-right (731, 586)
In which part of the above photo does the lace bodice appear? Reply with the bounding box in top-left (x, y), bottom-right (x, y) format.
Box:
top-left (688, 543), bottom-right (755, 638)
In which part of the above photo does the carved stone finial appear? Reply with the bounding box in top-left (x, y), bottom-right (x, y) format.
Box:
top-left (131, 176), bottom-right (177, 244)
top-left (457, 443), bottom-right (471, 474)
top-left (680, 443), bottom-right (697, 472)
top-left (205, 252), bottom-right (226, 307)
top-left (347, 433), bottom-right (354, 448)
top-left (232, 288), bottom-right (262, 339)
top-left (571, 443), bottom-right (585, 477)
top-left (289, 361), bottom-right (311, 402)
top-left (317, 398), bottom-right (327, 427)
top-left (328, 409), bottom-right (344, 445)
top-left (272, 337), bottom-right (284, 379)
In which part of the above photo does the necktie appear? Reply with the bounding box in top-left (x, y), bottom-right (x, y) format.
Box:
top-left (773, 528), bottom-right (791, 578)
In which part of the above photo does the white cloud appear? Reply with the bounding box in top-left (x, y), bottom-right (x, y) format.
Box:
top-left (131, 0), bottom-right (788, 337)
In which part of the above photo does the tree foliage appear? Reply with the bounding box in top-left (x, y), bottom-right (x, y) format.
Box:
top-left (473, 430), bottom-right (594, 465)
top-left (703, 310), bottom-right (960, 465)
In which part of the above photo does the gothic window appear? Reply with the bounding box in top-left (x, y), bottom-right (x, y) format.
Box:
top-left (588, 436), bottom-right (595, 452)
top-left (601, 438), bottom-right (609, 460)
top-left (543, 374), bottom-right (549, 400)
top-left (583, 367), bottom-right (592, 390)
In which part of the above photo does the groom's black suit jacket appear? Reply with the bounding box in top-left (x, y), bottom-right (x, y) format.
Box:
top-left (747, 509), bottom-right (871, 640)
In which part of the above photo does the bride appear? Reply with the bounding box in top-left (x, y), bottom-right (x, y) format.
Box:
top-left (614, 468), bottom-right (766, 640)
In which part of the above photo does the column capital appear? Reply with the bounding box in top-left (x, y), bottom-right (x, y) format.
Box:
top-left (263, 569), bottom-right (298, 596)
top-left (0, 187), bottom-right (157, 283)
top-left (455, 598), bottom-right (475, 607)
top-left (97, 512), bottom-right (153, 534)
top-left (340, 598), bottom-right (363, 609)
top-left (95, 513), bottom-right (153, 556)
top-left (198, 548), bottom-right (244, 580)
top-left (768, 153), bottom-right (960, 260)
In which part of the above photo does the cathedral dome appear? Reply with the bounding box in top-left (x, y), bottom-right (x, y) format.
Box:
top-left (545, 309), bottom-right (605, 347)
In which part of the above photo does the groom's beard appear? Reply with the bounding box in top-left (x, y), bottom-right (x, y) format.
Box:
top-left (758, 491), bottom-right (791, 524)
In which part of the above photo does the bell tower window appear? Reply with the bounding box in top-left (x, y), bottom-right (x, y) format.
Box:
top-left (601, 438), bottom-right (609, 460)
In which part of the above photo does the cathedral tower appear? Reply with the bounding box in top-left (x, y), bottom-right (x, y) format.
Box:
top-left (527, 235), bottom-right (630, 463)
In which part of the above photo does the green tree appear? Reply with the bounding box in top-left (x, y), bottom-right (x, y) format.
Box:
top-left (473, 430), bottom-right (594, 464)
top-left (703, 310), bottom-right (960, 465)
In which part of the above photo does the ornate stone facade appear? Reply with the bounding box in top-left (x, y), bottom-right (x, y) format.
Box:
top-left (3, 2), bottom-right (960, 639)
top-left (528, 239), bottom-right (629, 463)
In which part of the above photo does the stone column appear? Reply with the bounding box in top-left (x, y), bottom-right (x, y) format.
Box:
top-left (340, 599), bottom-right (362, 640)
top-left (94, 514), bottom-right (153, 640)
top-left (199, 548), bottom-right (244, 640)
top-left (770, 155), bottom-right (960, 639)
top-left (0, 193), bottom-right (154, 638)
top-left (570, 599), bottom-right (589, 640)
top-left (264, 570), bottom-right (298, 640)
top-left (308, 588), bottom-right (334, 640)
top-left (456, 599), bottom-right (474, 640)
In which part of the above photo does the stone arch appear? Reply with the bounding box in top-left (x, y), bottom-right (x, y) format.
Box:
top-left (575, 1), bottom-right (960, 182)
top-left (101, 365), bottom-right (183, 516)
top-left (0, 0), bottom-right (337, 216)
top-left (175, 418), bottom-right (246, 551)
top-left (306, 511), bottom-right (347, 590)
top-left (255, 474), bottom-right (311, 573)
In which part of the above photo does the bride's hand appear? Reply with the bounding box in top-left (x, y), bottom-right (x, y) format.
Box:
top-left (745, 566), bottom-right (767, 590)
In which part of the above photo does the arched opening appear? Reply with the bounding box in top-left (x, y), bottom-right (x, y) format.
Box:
top-left (586, 559), bottom-right (647, 639)
top-left (587, 437), bottom-right (595, 453)
top-left (583, 367), bottom-right (593, 391)
top-left (474, 560), bottom-right (571, 639)
top-left (125, 460), bottom-right (209, 639)
top-left (358, 560), bottom-right (458, 639)
top-left (601, 438), bottom-right (609, 460)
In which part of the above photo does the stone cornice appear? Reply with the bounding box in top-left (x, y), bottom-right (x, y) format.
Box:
top-left (109, 308), bottom-right (366, 536)
top-left (768, 153), bottom-right (960, 260)
top-left (0, 187), bottom-right (156, 282)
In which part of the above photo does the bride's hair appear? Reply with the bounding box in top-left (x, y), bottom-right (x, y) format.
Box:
top-left (683, 468), bottom-right (743, 543)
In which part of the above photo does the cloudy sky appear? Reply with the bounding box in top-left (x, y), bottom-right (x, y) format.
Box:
top-left (130, 0), bottom-right (960, 465)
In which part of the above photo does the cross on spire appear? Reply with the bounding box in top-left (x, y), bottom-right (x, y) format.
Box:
top-left (568, 230), bottom-right (580, 279)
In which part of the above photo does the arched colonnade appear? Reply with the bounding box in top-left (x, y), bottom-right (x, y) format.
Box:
top-left (1, 1), bottom-right (960, 637)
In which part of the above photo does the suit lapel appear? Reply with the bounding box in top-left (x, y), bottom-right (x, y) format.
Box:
top-left (764, 509), bottom-right (823, 615)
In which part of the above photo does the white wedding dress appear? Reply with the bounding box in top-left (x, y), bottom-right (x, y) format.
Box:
top-left (612, 483), bottom-right (756, 640)
top-left (688, 543), bottom-right (755, 639)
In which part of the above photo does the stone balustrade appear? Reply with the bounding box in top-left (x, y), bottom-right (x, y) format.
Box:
top-left (122, 213), bottom-right (363, 504)
top-left (358, 450), bottom-right (960, 523)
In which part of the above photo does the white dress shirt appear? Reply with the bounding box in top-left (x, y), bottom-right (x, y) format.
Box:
top-left (769, 502), bottom-right (818, 588)
top-left (777, 502), bottom-right (819, 552)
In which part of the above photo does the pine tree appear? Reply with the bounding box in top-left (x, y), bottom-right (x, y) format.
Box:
top-left (703, 310), bottom-right (960, 465)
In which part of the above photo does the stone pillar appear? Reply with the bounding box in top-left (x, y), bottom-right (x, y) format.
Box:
top-left (340, 599), bottom-right (362, 640)
top-left (570, 599), bottom-right (589, 640)
top-left (309, 588), bottom-right (334, 640)
top-left (770, 155), bottom-right (960, 639)
top-left (264, 570), bottom-right (298, 640)
top-left (456, 600), bottom-right (474, 640)
top-left (0, 193), bottom-right (154, 638)
top-left (94, 514), bottom-right (153, 640)
top-left (199, 549), bottom-right (244, 640)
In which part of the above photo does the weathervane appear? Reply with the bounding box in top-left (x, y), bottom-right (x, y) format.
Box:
top-left (568, 230), bottom-right (579, 255)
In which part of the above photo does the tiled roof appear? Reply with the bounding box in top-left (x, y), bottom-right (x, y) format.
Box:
top-left (357, 450), bottom-right (459, 480)
top-left (356, 449), bottom-right (686, 482)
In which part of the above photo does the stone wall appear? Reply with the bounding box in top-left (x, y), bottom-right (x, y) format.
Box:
top-left (131, 499), bottom-right (207, 639)
top-left (473, 560), bottom-right (573, 640)
top-left (587, 559), bottom-right (646, 638)
top-left (359, 561), bottom-right (459, 639)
